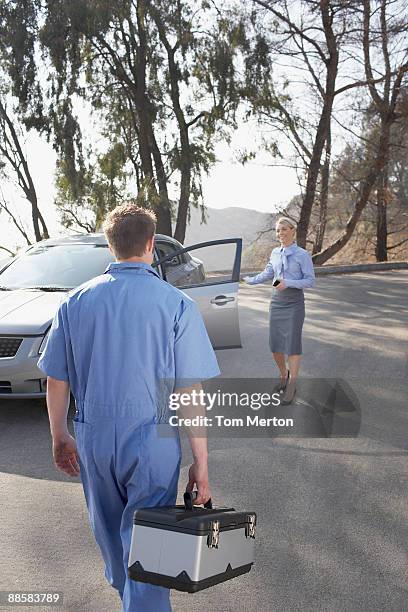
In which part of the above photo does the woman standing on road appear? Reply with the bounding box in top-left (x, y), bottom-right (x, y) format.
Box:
top-left (243, 217), bottom-right (315, 404)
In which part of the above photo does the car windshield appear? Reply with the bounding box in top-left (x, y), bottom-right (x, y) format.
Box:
top-left (0, 243), bottom-right (115, 290)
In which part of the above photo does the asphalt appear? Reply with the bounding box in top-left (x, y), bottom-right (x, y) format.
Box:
top-left (0, 271), bottom-right (407, 611)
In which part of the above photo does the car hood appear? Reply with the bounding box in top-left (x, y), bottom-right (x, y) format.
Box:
top-left (0, 290), bottom-right (67, 335)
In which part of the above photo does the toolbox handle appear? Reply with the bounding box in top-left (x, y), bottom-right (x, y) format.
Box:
top-left (184, 490), bottom-right (213, 511)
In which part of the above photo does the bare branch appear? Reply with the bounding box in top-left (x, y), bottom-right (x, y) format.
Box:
top-left (259, 102), bottom-right (312, 160)
top-left (363, 0), bottom-right (386, 112)
top-left (186, 111), bottom-right (208, 129)
top-left (0, 192), bottom-right (32, 245)
top-left (387, 236), bottom-right (408, 249)
top-left (334, 71), bottom-right (403, 96)
top-left (0, 245), bottom-right (15, 256)
top-left (0, 98), bottom-right (49, 240)
top-left (331, 113), bottom-right (372, 145)
top-left (380, 0), bottom-right (391, 104)
top-left (292, 30), bottom-right (325, 97)
top-left (59, 208), bottom-right (95, 233)
top-left (252, 0), bottom-right (327, 62)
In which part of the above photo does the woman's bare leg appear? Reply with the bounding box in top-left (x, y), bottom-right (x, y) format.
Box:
top-left (287, 354), bottom-right (301, 380)
top-left (273, 352), bottom-right (287, 380)
top-left (281, 354), bottom-right (301, 404)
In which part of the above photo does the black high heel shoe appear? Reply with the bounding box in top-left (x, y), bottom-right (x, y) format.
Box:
top-left (281, 375), bottom-right (296, 405)
top-left (273, 369), bottom-right (290, 394)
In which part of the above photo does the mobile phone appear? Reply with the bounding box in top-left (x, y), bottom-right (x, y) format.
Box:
top-left (273, 279), bottom-right (281, 287)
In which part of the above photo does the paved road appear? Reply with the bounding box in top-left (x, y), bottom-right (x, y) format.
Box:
top-left (0, 272), bottom-right (407, 611)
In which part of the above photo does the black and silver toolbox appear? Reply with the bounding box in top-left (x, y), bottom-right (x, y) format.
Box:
top-left (128, 492), bottom-right (256, 592)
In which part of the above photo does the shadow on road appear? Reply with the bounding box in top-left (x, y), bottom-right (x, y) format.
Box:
top-left (0, 397), bottom-right (80, 483)
top-left (0, 379), bottom-right (363, 482)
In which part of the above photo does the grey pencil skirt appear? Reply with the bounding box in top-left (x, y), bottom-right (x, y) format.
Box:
top-left (269, 287), bottom-right (305, 355)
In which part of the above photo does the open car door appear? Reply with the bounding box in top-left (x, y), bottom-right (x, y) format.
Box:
top-left (153, 238), bottom-right (242, 350)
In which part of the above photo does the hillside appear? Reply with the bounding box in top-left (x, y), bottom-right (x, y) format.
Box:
top-left (183, 205), bottom-right (277, 271)
top-left (183, 203), bottom-right (408, 270)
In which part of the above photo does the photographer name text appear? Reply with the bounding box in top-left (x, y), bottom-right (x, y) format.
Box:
top-left (169, 415), bottom-right (294, 428)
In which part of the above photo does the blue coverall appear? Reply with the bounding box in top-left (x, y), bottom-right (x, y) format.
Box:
top-left (38, 262), bottom-right (220, 611)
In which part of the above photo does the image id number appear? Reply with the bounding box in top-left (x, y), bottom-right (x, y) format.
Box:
top-left (0, 592), bottom-right (62, 606)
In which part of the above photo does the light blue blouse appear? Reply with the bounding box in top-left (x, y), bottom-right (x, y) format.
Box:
top-left (246, 243), bottom-right (316, 289)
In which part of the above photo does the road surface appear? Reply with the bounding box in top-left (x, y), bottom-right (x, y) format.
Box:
top-left (0, 271), bottom-right (407, 611)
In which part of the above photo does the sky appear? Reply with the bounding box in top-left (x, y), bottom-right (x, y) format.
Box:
top-left (0, 3), bottom-right (366, 253)
top-left (0, 0), bottom-right (374, 254)
top-left (0, 123), bottom-right (300, 253)
top-left (2, 0), bottom-right (407, 255)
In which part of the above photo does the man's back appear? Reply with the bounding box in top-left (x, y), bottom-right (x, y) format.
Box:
top-left (41, 261), bottom-right (205, 423)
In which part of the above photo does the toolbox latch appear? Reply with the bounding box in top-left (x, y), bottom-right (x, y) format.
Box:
top-left (207, 520), bottom-right (220, 548)
top-left (245, 514), bottom-right (256, 539)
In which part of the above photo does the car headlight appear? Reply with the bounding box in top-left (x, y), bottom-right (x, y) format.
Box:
top-left (38, 329), bottom-right (50, 354)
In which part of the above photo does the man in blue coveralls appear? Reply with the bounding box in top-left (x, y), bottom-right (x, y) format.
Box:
top-left (38, 203), bottom-right (220, 611)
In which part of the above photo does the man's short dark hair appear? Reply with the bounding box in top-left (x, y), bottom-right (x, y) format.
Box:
top-left (103, 203), bottom-right (157, 259)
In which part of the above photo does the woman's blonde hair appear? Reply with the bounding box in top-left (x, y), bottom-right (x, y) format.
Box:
top-left (276, 216), bottom-right (297, 230)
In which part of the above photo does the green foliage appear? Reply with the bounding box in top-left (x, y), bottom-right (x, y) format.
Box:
top-left (0, 0), bottom-right (38, 111)
top-left (56, 140), bottom-right (129, 231)
top-left (0, 0), bottom-right (281, 237)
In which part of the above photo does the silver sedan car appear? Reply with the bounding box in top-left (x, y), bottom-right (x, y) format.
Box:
top-left (0, 233), bottom-right (242, 398)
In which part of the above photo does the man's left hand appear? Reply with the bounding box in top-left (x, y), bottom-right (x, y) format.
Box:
top-left (52, 432), bottom-right (80, 477)
top-left (186, 461), bottom-right (211, 506)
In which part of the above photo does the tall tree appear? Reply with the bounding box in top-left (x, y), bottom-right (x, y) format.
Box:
top-left (251, 0), bottom-right (406, 252)
top-left (312, 0), bottom-right (408, 264)
top-left (313, 123), bottom-right (331, 254)
top-left (326, 90), bottom-right (408, 261)
top-left (252, 0), bottom-right (351, 247)
top-left (362, 0), bottom-right (408, 261)
top-left (147, 1), bottom-right (258, 242)
top-left (1, 0), bottom-right (268, 241)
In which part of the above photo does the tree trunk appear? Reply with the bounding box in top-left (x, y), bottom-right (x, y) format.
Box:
top-left (313, 126), bottom-right (331, 254)
top-left (38, 211), bottom-right (49, 239)
top-left (297, 3), bottom-right (338, 247)
top-left (95, 1), bottom-right (169, 233)
top-left (312, 120), bottom-right (391, 264)
top-left (149, 5), bottom-right (192, 244)
top-left (375, 160), bottom-right (388, 261)
top-left (173, 152), bottom-right (191, 244)
top-left (314, 1), bottom-right (408, 265)
top-left (28, 184), bottom-right (50, 241)
top-left (150, 126), bottom-right (172, 235)
top-left (134, 0), bottom-right (161, 216)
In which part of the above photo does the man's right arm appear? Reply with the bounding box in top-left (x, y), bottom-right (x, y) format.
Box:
top-left (172, 299), bottom-right (221, 506)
